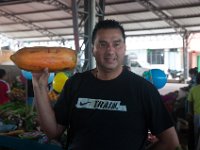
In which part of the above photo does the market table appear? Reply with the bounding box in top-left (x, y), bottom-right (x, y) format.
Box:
top-left (0, 135), bottom-right (63, 150)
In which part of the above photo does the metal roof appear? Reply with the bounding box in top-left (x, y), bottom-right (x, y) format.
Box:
top-left (0, 0), bottom-right (200, 42)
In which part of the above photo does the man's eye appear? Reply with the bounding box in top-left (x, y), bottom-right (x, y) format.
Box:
top-left (113, 42), bottom-right (120, 48)
top-left (99, 43), bottom-right (107, 48)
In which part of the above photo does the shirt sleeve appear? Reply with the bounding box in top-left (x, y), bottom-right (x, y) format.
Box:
top-left (142, 82), bottom-right (174, 135)
top-left (53, 77), bottom-right (73, 127)
top-left (53, 73), bottom-right (81, 127)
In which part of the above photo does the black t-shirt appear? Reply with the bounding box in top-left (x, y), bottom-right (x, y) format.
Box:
top-left (54, 68), bottom-right (173, 150)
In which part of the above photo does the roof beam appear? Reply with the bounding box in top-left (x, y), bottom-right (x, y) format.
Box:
top-left (36, 0), bottom-right (72, 14)
top-left (1, 13), bottom-right (200, 26)
top-left (11, 29), bottom-right (200, 42)
top-left (9, 28), bottom-right (200, 40)
top-left (11, 33), bottom-right (73, 38)
top-left (135, 0), bottom-right (188, 36)
top-left (9, 31), bottom-right (178, 40)
top-left (0, 17), bottom-right (72, 26)
top-left (155, 2), bottom-right (200, 10)
top-left (0, 0), bottom-right (33, 6)
top-left (0, 1), bottom-right (199, 18)
top-left (0, 8), bottom-right (65, 41)
top-left (3, 23), bottom-right (200, 34)
top-left (0, 8), bottom-right (62, 17)
top-left (126, 32), bottom-right (180, 37)
top-left (114, 14), bottom-right (200, 23)
top-left (106, 0), bottom-right (200, 10)
top-left (0, 1), bottom-right (199, 17)
top-left (125, 24), bottom-right (200, 31)
top-left (105, 0), bottom-right (134, 5)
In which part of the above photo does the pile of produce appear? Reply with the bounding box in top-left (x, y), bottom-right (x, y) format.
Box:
top-left (0, 101), bottom-right (38, 132)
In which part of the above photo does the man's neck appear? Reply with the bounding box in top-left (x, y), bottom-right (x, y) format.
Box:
top-left (94, 67), bottom-right (123, 80)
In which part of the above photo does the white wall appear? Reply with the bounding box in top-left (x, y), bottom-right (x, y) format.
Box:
top-left (125, 34), bottom-right (184, 73)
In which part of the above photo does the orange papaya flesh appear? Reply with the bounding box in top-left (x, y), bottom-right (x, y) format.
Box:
top-left (10, 47), bottom-right (77, 72)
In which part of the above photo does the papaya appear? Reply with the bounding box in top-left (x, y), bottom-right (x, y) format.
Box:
top-left (10, 47), bottom-right (77, 72)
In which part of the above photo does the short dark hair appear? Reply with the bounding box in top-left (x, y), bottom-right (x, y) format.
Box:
top-left (0, 69), bottom-right (6, 78)
top-left (92, 20), bottom-right (126, 45)
top-left (196, 72), bottom-right (200, 84)
top-left (189, 67), bottom-right (198, 75)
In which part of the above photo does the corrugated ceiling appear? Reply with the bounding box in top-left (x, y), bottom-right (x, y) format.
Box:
top-left (0, 0), bottom-right (200, 42)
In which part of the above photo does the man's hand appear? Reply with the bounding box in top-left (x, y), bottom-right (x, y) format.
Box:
top-left (32, 68), bottom-right (49, 88)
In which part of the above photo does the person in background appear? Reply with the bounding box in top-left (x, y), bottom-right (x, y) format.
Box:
top-left (32, 20), bottom-right (180, 150)
top-left (0, 68), bottom-right (10, 105)
top-left (188, 72), bottom-right (200, 149)
top-left (188, 67), bottom-right (198, 88)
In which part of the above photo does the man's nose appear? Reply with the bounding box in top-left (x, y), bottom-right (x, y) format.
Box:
top-left (106, 43), bottom-right (115, 50)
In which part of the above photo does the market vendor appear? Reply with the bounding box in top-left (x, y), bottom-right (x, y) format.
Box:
top-left (31, 20), bottom-right (180, 150)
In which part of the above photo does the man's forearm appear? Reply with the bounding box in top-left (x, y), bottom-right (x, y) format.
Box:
top-left (147, 141), bottom-right (182, 150)
top-left (147, 127), bottom-right (181, 150)
top-left (33, 86), bottom-right (60, 138)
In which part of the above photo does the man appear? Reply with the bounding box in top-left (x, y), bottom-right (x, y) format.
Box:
top-left (32, 20), bottom-right (180, 150)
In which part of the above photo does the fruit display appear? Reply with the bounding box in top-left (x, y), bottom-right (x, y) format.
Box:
top-left (48, 90), bottom-right (59, 101)
top-left (0, 101), bottom-right (37, 131)
top-left (10, 47), bottom-right (77, 72)
top-left (10, 87), bottom-right (26, 101)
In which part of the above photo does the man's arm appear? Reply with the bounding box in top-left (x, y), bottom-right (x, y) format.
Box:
top-left (148, 127), bottom-right (181, 150)
top-left (32, 69), bottom-right (65, 139)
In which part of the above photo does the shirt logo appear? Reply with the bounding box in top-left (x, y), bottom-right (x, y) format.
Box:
top-left (76, 98), bottom-right (127, 112)
top-left (79, 101), bottom-right (92, 106)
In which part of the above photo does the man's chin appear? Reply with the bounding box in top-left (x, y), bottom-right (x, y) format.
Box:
top-left (104, 65), bottom-right (119, 71)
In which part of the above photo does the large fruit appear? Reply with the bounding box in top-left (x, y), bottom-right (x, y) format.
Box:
top-left (10, 47), bottom-right (77, 72)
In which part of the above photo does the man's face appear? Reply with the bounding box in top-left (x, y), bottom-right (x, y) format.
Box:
top-left (92, 28), bottom-right (126, 71)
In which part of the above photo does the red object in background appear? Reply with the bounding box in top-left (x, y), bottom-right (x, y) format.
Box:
top-left (19, 74), bottom-right (26, 84)
top-left (0, 80), bottom-right (10, 105)
top-left (161, 91), bottom-right (178, 113)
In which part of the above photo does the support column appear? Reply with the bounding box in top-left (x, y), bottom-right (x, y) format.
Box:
top-left (89, 0), bottom-right (96, 69)
top-left (72, 0), bottom-right (105, 72)
top-left (183, 32), bottom-right (190, 81)
top-left (71, 0), bottom-right (80, 52)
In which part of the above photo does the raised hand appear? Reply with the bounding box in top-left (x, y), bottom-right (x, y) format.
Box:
top-left (32, 68), bottom-right (49, 88)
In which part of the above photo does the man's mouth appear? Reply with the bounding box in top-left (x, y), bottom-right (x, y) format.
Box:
top-left (104, 57), bottom-right (116, 63)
